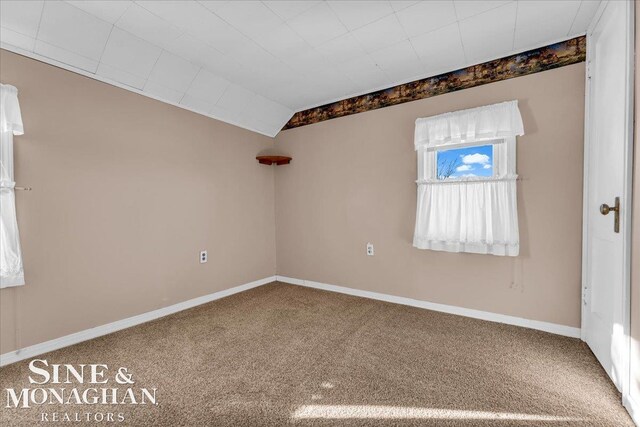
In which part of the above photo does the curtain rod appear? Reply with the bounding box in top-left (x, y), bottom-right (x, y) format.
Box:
top-left (15, 186), bottom-right (31, 191)
top-left (416, 177), bottom-right (525, 185)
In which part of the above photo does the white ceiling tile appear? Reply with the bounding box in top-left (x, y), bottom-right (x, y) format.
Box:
top-left (305, 69), bottom-right (357, 100)
top-left (316, 33), bottom-right (367, 64)
top-left (100, 27), bottom-right (162, 80)
top-left (341, 55), bottom-right (390, 92)
top-left (1, 27), bottom-right (36, 52)
top-left (190, 17), bottom-right (248, 54)
top-left (282, 50), bottom-right (332, 74)
top-left (396, 1), bottom-right (457, 38)
top-left (270, 111), bottom-right (294, 130)
top-left (259, 74), bottom-right (304, 98)
top-left (327, 1), bottom-right (394, 31)
top-left (216, 84), bottom-right (255, 113)
top-left (180, 94), bottom-right (216, 115)
top-left (34, 39), bottom-right (99, 72)
top-left (143, 80), bottom-right (184, 104)
top-left (185, 69), bottom-right (229, 104)
top-left (232, 61), bottom-right (295, 94)
top-left (96, 62), bottom-right (147, 89)
top-left (242, 118), bottom-right (279, 136)
top-left (164, 34), bottom-right (210, 65)
top-left (411, 23), bottom-right (466, 76)
top-left (2, 0), bottom-right (593, 137)
top-left (266, 84), bottom-right (319, 110)
top-left (299, 88), bottom-right (340, 108)
top-left (37, 1), bottom-right (111, 61)
top-left (136, 1), bottom-right (210, 29)
top-left (569, 0), bottom-right (602, 35)
top-left (236, 114), bottom-right (263, 132)
top-left (254, 24), bottom-right (309, 59)
top-left (287, 2), bottom-right (348, 47)
top-left (196, 54), bottom-right (240, 83)
top-left (459, 2), bottom-right (517, 64)
top-left (243, 94), bottom-right (292, 126)
top-left (163, 33), bottom-right (209, 63)
top-left (214, 1), bottom-right (283, 38)
top-left (351, 14), bottom-right (408, 53)
top-left (198, 1), bottom-right (230, 14)
top-left (115, 3), bottom-right (182, 49)
top-left (136, 0), bottom-right (246, 54)
top-left (514, 1), bottom-right (581, 50)
top-left (389, 1), bottom-right (418, 12)
top-left (225, 39), bottom-right (279, 68)
top-left (65, 0), bottom-right (131, 24)
top-left (453, 0), bottom-right (512, 20)
top-left (264, 1), bottom-right (320, 21)
top-left (147, 51), bottom-right (199, 93)
top-left (0, 0), bottom-right (43, 39)
top-left (370, 39), bottom-right (425, 84)
top-left (210, 105), bottom-right (241, 124)
top-left (340, 55), bottom-right (382, 78)
top-left (196, 25), bottom-right (248, 56)
top-left (163, 34), bottom-right (239, 80)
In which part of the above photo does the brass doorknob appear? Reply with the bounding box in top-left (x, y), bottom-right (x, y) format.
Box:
top-left (600, 197), bottom-right (620, 233)
top-left (600, 203), bottom-right (617, 215)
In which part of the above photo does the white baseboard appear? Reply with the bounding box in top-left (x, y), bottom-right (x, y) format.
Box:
top-left (0, 276), bottom-right (276, 367)
top-left (624, 393), bottom-right (640, 427)
top-left (276, 275), bottom-right (581, 339)
top-left (0, 274), bottom-right (582, 368)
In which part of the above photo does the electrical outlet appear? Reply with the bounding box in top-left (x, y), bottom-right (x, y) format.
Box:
top-left (200, 250), bottom-right (208, 264)
top-left (366, 243), bottom-right (374, 256)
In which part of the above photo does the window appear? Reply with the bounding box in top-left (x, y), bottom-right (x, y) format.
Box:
top-left (421, 138), bottom-right (516, 183)
top-left (436, 144), bottom-right (493, 180)
top-left (413, 101), bottom-right (524, 256)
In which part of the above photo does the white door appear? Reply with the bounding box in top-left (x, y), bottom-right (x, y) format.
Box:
top-left (583, 0), bottom-right (633, 393)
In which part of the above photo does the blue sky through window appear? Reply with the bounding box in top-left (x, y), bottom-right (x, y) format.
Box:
top-left (436, 144), bottom-right (493, 179)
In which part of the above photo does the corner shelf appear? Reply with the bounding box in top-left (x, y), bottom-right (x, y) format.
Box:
top-left (256, 155), bottom-right (292, 165)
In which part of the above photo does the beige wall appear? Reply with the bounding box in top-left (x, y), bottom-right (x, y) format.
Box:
top-left (274, 63), bottom-right (586, 328)
top-left (0, 49), bottom-right (588, 354)
top-left (0, 50), bottom-right (277, 354)
top-left (630, 0), bottom-right (640, 411)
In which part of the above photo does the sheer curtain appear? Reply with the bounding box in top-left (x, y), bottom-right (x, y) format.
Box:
top-left (413, 101), bottom-right (524, 256)
top-left (1, 84), bottom-right (25, 288)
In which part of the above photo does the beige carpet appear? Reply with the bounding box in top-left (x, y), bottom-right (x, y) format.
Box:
top-left (0, 282), bottom-right (633, 426)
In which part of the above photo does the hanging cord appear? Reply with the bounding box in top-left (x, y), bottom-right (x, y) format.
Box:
top-left (13, 287), bottom-right (21, 354)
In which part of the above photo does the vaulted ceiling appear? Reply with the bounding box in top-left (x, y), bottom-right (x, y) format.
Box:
top-left (0, 1), bottom-right (600, 137)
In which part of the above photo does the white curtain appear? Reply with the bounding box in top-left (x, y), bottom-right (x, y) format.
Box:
top-left (414, 178), bottom-right (519, 256)
top-left (413, 101), bottom-right (524, 256)
top-left (1, 83), bottom-right (25, 288)
top-left (414, 100), bottom-right (524, 149)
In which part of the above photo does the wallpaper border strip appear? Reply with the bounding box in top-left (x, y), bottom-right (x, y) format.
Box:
top-left (283, 36), bottom-right (586, 130)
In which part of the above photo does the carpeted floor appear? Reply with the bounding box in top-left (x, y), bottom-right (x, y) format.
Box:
top-left (0, 282), bottom-right (633, 426)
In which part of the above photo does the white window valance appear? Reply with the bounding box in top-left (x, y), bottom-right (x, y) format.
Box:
top-left (414, 100), bottom-right (524, 150)
top-left (413, 101), bottom-right (524, 256)
top-left (1, 83), bottom-right (25, 288)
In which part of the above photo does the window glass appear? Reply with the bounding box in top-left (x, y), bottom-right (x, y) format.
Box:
top-left (436, 144), bottom-right (493, 180)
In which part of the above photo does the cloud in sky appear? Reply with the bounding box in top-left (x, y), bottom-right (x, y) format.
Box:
top-left (456, 164), bottom-right (473, 172)
top-left (438, 145), bottom-right (493, 179)
top-left (461, 153), bottom-right (490, 165)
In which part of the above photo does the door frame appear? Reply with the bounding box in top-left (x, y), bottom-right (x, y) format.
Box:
top-left (581, 0), bottom-right (635, 405)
